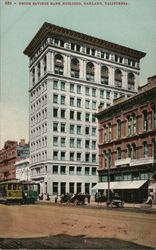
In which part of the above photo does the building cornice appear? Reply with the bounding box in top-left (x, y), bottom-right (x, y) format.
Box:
top-left (96, 84), bottom-right (156, 121)
top-left (24, 22), bottom-right (146, 60)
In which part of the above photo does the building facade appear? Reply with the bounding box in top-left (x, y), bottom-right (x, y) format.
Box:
top-left (15, 158), bottom-right (31, 181)
top-left (95, 76), bottom-right (156, 202)
top-left (24, 22), bottom-right (145, 196)
top-left (0, 140), bottom-right (29, 181)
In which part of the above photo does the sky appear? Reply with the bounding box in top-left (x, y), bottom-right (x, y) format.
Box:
top-left (0, 0), bottom-right (156, 148)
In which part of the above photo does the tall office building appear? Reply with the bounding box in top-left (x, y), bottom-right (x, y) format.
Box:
top-left (24, 22), bottom-right (145, 195)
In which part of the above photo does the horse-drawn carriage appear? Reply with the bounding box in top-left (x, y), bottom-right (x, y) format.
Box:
top-left (60, 193), bottom-right (87, 205)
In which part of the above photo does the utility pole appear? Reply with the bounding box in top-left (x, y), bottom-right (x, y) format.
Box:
top-left (107, 162), bottom-right (110, 207)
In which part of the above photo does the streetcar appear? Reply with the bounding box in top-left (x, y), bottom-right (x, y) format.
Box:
top-left (0, 180), bottom-right (40, 204)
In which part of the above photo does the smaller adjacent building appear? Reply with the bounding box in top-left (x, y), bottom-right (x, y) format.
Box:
top-left (95, 75), bottom-right (156, 202)
top-left (15, 158), bottom-right (31, 181)
top-left (0, 139), bottom-right (29, 181)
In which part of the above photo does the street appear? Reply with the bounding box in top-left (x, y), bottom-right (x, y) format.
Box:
top-left (0, 203), bottom-right (156, 249)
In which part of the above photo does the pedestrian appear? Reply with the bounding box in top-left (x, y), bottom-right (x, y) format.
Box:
top-left (87, 193), bottom-right (91, 204)
top-left (145, 194), bottom-right (153, 207)
top-left (54, 193), bottom-right (58, 203)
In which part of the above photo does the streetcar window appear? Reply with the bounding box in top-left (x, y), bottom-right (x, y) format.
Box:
top-left (8, 184), bottom-right (12, 190)
top-left (33, 185), bottom-right (38, 192)
top-left (24, 184), bottom-right (28, 190)
top-left (29, 184), bottom-right (33, 191)
top-left (13, 184), bottom-right (17, 190)
top-left (17, 184), bottom-right (22, 190)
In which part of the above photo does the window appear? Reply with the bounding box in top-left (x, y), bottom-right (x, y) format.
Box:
top-left (77, 153), bottom-right (81, 161)
top-left (143, 141), bottom-right (148, 158)
top-left (53, 137), bottom-right (58, 146)
top-left (61, 81), bottom-right (65, 91)
top-left (85, 127), bottom-right (89, 135)
top-left (70, 138), bottom-right (74, 148)
top-left (70, 97), bottom-right (74, 106)
top-left (108, 123), bottom-right (111, 142)
top-left (115, 69), bottom-right (122, 88)
top-left (92, 154), bottom-right (96, 163)
top-left (77, 98), bottom-right (81, 107)
top-left (104, 151), bottom-right (107, 168)
top-left (69, 166), bottom-right (74, 175)
top-left (101, 66), bottom-right (109, 85)
top-left (69, 182), bottom-right (74, 194)
top-left (53, 108), bottom-right (58, 118)
top-left (60, 165), bottom-right (66, 174)
top-left (85, 153), bottom-right (89, 162)
top-left (85, 140), bottom-right (90, 149)
top-left (132, 114), bottom-right (136, 134)
top-left (60, 40), bottom-right (64, 47)
top-left (61, 96), bottom-right (65, 105)
top-left (53, 165), bottom-right (58, 174)
top-left (70, 125), bottom-right (74, 134)
top-left (101, 52), bottom-right (104, 58)
top-left (153, 105), bottom-right (156, 129)
top-left (53, 80), bottom-right (58, 89)
top-left (61, 152), bottom-right (65, 160)
top-left (92, 141), bottom-right (96, 149)
top-left (85, 113), bottom-right (90, 122)
top-left (85, 167), bottom-right (90, 175)
top-left (92, 88), bottom-right (96, 97)
top-left (77, 125), bottom-right (81, 134)
top-left (61, 138), bottom-right (65, 147)
top-left (54, 38), bottom-right (59, 45)
top-left (117, 147), bottom-right (121, 160)
top-left (92, 168), bottom-right (96, 175)
top-left (127, 116), bottom-right (131, 136)
top-left (70, 152), bottom-right (74, 161)
top-left (108, 150), bottom-right (111, 168)
top-left (92, 101), bottom-right (96, 110)
top-left (53, 94), bottom-right (58, 103)
top-left (53, 151), bottom-right (58, 160)
top-left (85, 100), bottom-right (90, 109)
top-left (106, 53), bottom-right (110, 60)
top-left (132, 144), bottom-right (136, 160)
top-left (54, 54), bottom-right (64, 75)
top-left (100, 90), bottom-right (104, 99)
top-left (77, 139), bottom-right (81, 148)
top-left (61, 123), bottom-right (65, 133)
top-left (154, 141), bottom-right (156, 160)
top-left (114, 92), bottom-right (118, 99)
top-left (143, 110), bottom-right (148, 132)
top-left (128, 73), bottom-right (135, 91)
top-left (70, 84), bottom-right (74, 93)
top-left (70, 111), bottom-right (74, 119)
top-left (60, 182), bottom-right (66, 195)
top-left (127, 144), bottom-right (131, 158)
top-left (86, 62), bottom-right (94, 82)
top-left (92, 127), bottom-right (96, 136)
top-left (61, 109), bottom-right (65, 118)
top-left (104, 125), bottom-right (107, 143)
top-left (117, 120), bottom-right (121, 139)
top-left (77, 112), bottom-right (81, 120)
top-left (77, 85), bottom-right (81, 94)
top-left (77, 183), bottom-right (82, 193)
top-left (92, 114), bottom-right (96, 122)
top-left (85, 87), bottom-right (89, 96)
top-left (53, 182), bottom-right (58, 194)
top-left (106, 91), bottom-right (110, 100)
top-left (53, 122), bottom-right (58, 132)
top-left (71, 58), bottom-right (79, 78)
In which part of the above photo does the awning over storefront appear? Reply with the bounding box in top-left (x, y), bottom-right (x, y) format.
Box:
top-left (92, 180), bottom-right (147, 190)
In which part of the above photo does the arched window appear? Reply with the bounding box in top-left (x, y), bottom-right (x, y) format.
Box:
top-left (43, 55), bottom-right (47, 74)
top-left (108, 149), bottom-right (111, 168)
top-left (117, 147), bottom-right (121, 160)
top-left (103, 124), bottom-right (107, 143)
top-left (127, 144), bottom-right (131, 158)
top-left (108, 123), bottom-right (111, 142)
top-left (115, 69), bottom-right (122, 88)
top-left (143, 141), bottom-right (148, 158)
top-left (128, 72), bottom-right (135, 91)
top-left (86, 62), bottom-right (94, 82)
top-left (143, 110), bottom-right (148, 132)
top-left (71, 58), bottom-right (79, 78)
top-left (132, 143), bottom-right (136, 159)
top-left (37, 62), bottom-right (41, 79)
top-left (54, 54), bottom-right (64, 75)
top-left (104, 150), bottom-right (107, 168)
top-left (127, 115), bottom-right (131, 136)
top-left (101, 66), bottom-right (109, 85)
top-left (132, 113), bottom-right (136, 134)
top-left (117, 119), bottom-right (121, 139)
